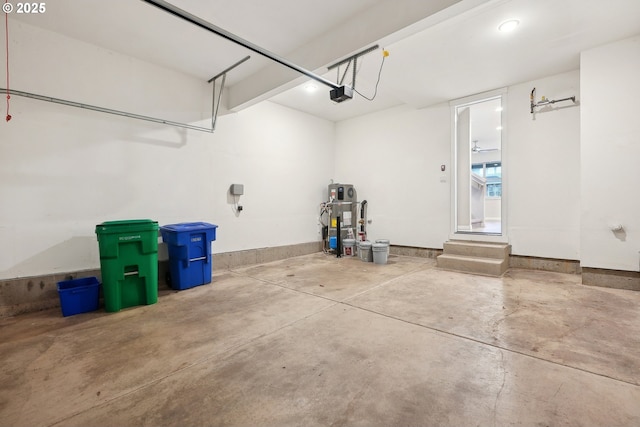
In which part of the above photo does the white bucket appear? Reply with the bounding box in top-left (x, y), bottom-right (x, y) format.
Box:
top-left (358, 241), bottom-right (373, 262)
top-left (343, 239), bottom-right (356, 257)
top-left (375, 239), bottom-right (390, 256)
top-left (372, 243), bottom-right (389, 265)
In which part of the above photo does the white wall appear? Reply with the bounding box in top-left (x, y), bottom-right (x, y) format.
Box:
top-left (335, 70), bottom-right (581, 260)
top-left (334, 104), bottom-right (451, 247)
top-left (507, 71), bottom-right (581, 259)
top-left (0, 22), bottom-right (335, 280)
top-left (485, 199), bottom-right (501, 221)
top-left (5, 19), bottom-right (634, 278)
top-left (580, 35), bottom-right (640, 271)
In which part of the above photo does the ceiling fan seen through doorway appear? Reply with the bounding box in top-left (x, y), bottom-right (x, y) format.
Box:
top-left (472, 140), bottom-right (499, 153)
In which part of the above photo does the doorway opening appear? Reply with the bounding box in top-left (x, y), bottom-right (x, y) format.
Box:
top-left (451, 90), bottom-right (506, 239)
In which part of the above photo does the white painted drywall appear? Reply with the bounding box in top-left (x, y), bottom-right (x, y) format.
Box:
top-left (485, 199), bottom-right (501, 221)
top-left (0, 22), bottom-right (334, 279)
top-left (334, 104), bottom-right (452, 247)
top-left (580, 35), bottom-right (640, 271)
top-left (334, 70), bottom-right (581, 260)
top-left (507, 70), bottom-right (581, 259)
top-left (2, 18), bottom-right (623, 279)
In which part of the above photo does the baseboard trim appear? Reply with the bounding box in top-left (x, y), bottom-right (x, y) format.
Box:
top-left (509, 255), bottom-right (581, 274)
top-left (212, 241), bottom-right (322, 270)
top-left (390, 245), bottom-right (443, 259)
top-left (2, 242), bottom-right (636, 317)
top-left (582, 267), bottom-right (640, 291)
top-left (0, 241), bottom-right (322, 318)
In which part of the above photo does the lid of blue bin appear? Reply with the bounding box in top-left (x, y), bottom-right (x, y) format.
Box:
top-left (161, 222), bottom-right (218, 232)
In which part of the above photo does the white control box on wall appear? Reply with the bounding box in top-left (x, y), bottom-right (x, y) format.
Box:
top-left (230, 184), bottom-right (244, 195)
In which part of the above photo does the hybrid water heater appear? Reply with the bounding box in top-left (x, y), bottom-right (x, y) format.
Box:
top-left (320, 183), bottom-right (368, 255)
top-left (327, 183), bottom-right (357, 249)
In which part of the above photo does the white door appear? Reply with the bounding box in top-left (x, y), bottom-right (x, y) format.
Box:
top-left (451, 89), bottom-right (507, 241)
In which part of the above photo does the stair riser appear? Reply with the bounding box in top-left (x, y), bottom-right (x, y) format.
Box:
top-left (443, 243), bottom-right (510, 259)
top-left (437, 257), bottom-right (508, 277)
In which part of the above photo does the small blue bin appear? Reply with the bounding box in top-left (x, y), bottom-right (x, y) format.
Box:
top-left (56, 277), bottom-right (100, 317)
top-left (160, 222), bottom-right (218, 290)
top-left (329, 236), bottom-right (337, 249)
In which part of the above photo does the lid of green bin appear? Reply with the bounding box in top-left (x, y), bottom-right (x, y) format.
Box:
top-left (101, 219), bottom-right (156, 226)
top-left (95, 219), bottom-right (158, 234)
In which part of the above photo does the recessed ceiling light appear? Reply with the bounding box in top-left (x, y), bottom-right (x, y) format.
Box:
top-left (304, 83), bottom-right (318, 93)
top-left (495, 106), bottom-right (503, 112)
top-left (496, 126), bottom-right (503, 131)
top-left (498, 19), bottom-right (519, 32)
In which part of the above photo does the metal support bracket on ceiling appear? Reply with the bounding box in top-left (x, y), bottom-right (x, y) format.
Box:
top-left (141, 0), bottom-right (349, 99)
top-left (208, 55), bottom-right (250, 131)
top-left (328, 44), bottom-right (379, 90)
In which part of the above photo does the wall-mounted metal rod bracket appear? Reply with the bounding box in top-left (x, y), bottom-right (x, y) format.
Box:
top-left (1, 56), bottom-right (250, 133)
top-left (1, 87), bottom-right (216, 133)
top-left (530, 87), bottom-right (576, 114)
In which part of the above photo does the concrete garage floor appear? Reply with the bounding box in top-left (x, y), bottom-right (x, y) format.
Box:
top-left (1, 253), bottom-right (640, 426)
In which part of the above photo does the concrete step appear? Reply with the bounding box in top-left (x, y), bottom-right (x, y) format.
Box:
top-left (436, 253), bottom-right (509, 277)
top-left (444, 241), bottom-right (511, 259)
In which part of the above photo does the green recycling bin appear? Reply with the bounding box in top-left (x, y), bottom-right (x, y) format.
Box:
top-left (95, 219), bottom-right (159, 312)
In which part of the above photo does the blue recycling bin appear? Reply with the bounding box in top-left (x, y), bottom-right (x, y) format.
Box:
top-left (56, 276), bottom-right (100, 317)
top-left (160, 222), bottom-right (218, 290)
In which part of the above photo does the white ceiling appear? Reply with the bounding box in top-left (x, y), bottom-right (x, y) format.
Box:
top-left (9, 0), bottom-right (640, 122)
